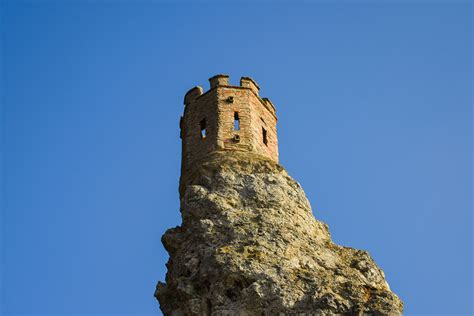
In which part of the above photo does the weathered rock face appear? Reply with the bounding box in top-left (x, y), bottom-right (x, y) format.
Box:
top-left (156, 152), bottom-right (403, 315)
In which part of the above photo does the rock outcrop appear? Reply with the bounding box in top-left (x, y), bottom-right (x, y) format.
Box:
top-left (155, 151), bottom-right (403, 315)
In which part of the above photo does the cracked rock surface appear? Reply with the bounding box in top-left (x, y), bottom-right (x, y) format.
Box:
top-left (155, 152), bottom-right (403, 315)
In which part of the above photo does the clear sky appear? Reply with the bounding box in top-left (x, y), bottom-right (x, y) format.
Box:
top-left (1, 1), bottom-right (472, 315)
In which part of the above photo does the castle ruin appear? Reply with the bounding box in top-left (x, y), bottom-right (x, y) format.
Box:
top-left (180, 75), bottom-right (278, 194)
top-left (156, 75), bottom-right (403, 315)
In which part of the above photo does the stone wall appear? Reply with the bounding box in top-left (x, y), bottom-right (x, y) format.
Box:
top-left (181, 87), bottom-right (218, 179)
top-left (180, 75), bottom-right (278, 192)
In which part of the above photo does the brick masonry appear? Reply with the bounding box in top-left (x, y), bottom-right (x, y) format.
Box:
top-left (180, 74), bottom-right (278, 189)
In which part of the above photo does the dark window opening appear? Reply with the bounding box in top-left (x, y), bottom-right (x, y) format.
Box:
top-left (200, 119), bottom-right (207, 138)
top-left (262, 127), bottom-right (268, 146)
top-left (234, 112), bottom-right (240, 131)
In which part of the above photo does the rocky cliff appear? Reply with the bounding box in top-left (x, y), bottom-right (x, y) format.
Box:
top-left (155, 152), bottom-right (403, 315)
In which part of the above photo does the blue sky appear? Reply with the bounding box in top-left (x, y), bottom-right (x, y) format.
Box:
top-left (1, 1), bottom-right (472, 315)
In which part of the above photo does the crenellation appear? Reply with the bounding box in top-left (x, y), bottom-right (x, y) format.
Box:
top-left (240, 77), bottom-right (260, 95)
top-left (262, 97), bottom-right (276, 117)
top-left (184, 86), bottom-right (203, 106)
top-left (209, 74), bottom-right (230, 89)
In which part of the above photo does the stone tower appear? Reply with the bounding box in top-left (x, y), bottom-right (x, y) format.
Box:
top-left (180, 74), bottom-right (278, 193)
top-left (157, 75), bottom-right (403, 315)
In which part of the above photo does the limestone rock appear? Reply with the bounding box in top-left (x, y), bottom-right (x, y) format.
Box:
top-left (155, 152), bottom-right (403, 315)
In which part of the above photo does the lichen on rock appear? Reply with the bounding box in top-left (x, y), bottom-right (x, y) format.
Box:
top-left (155, 151), bottom-right (403, 315)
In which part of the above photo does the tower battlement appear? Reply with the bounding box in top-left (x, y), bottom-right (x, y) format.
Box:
top-left (180, 74), bottom-right (279, 191)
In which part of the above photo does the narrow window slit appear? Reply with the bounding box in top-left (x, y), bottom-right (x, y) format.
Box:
top-left (234, 112), bottom-right (240, 131)
top-left (200, 119), bottom-right (207, 138)
top-left (262, 127), bottom-right (268, 145)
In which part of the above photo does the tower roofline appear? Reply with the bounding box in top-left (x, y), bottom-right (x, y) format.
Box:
top-left (183, 75), bottom-right (277, 121)
top-left (208, 73), bottom-right (230, 80)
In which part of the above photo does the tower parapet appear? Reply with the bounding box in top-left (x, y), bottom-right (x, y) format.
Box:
top-left (209, 74), bottom-right (230, 89)
top-left (180, 74), bottom-right (278, 192)
top-left (240, 77), bottom-right (260, 95)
